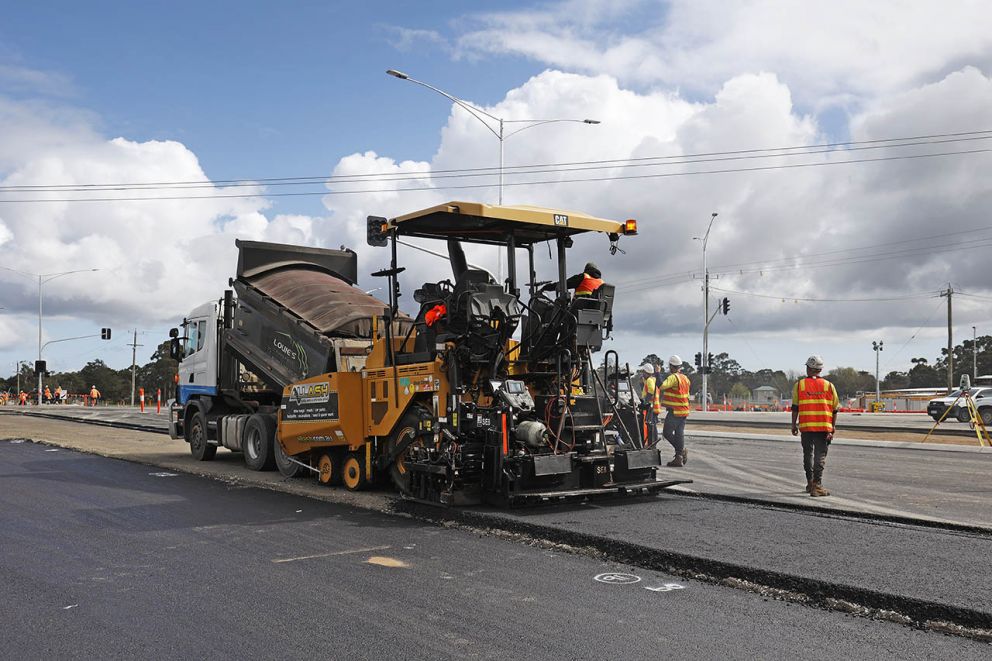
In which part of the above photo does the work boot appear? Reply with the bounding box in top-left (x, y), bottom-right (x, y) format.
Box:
top-left (666, 455), bottom-right (684, 467)
top-left (805, 479), bottom-right (814, 494)
top-left (810, 480), bottom-right (830, 497)
top-left (682, 448), bottom-right (688, 465)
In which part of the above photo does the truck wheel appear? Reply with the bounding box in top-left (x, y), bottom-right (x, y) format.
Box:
top-left (981, 408), bottom-right (992, 426)
top-left (274, 435), bottom-right (302, 478)
top-left (243, 414), bottom-right (276, 471)
top-left (342, 451), bottom-right (367, 491)
top-left (387, 409), bottom-right (426, 495)
top-left (188, 410), bottom-right (216, 461)
top-left (317, 451), bottom-right (341, 486)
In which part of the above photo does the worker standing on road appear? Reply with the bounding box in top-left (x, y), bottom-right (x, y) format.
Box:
top-left (639, 363), bottom-right (661, 445)
top-left (19, 391), bottom-right (28, 406)
top-left (89, 385), bottom-right (101, 407)
top-left (659, 355), bottom-right (691, 467)
top-left (791, 355), bottom-right (840, 497)
top-left (44, 386), bottom-right (52, 404)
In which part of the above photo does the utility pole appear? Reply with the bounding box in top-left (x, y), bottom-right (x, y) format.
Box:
top-left (973, 325), bottom-right (978, 381)
top-left (128, 329), bottom-right (143, 407)
top-left (940, 286), bottom-right (953, 392)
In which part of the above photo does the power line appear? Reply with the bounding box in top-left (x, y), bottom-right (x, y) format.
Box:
top-left (1, 146), bottom-right (990, 204)
top-left (3, 128), bottom-right (989, 192)
top-left (708, 286), bottom-right (938, 303)
top-left (4, 131), bottom-right (990, 194)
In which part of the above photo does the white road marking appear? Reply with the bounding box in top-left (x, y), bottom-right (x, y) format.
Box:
top-left (645, 583), bottom-right (685, 592)
top-left (148, 472), bottom-right (178, 477)
top-left (271, 545), bottom-right (391, 564)
top-left (595, 572), bottom-right (641, 585)
top-left (63, 604), bottom-right (78, 610)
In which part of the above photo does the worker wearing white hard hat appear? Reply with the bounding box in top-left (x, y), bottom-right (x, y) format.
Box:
top-left (791, 355), bottom-right (840, 497)
top-left (639, 363), bottom-right (661, 445)
top-left (659, 355), bottom-right (691, 466)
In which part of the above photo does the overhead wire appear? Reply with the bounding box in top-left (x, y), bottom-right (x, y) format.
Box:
top-left (1, 145), bottom-right (990, 203)
top-left (2, 128), bottom-right (990, 193)
top-left (3, 132), bottom-right (991, 194)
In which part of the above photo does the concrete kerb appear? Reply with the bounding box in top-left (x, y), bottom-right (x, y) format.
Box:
top-left (685, 429), bottom-right (992, 454)
top-left (4, 428), bottom-right (992, 638)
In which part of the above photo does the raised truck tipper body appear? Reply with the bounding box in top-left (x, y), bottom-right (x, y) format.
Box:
top-left (169, 202), bottom-right (689, 505)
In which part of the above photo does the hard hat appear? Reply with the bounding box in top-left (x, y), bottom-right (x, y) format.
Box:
top-left (584, 261), bottom-right (601, 278)
top-left (639, 363), bottom-right (654, 374)
top-left (668, 355), bottom-right (683, 367)
top-left (805, 355), bottom-right (824, 370)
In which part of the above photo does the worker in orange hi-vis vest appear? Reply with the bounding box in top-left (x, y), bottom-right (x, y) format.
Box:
top-left (791, 355), bottom-right (840, 497)
top-left (568, 262), bottom-right (603, 297)
top-left (659, 355), bottom-right (692, 467)
top-left (89, 385), bottom-right (101, 407)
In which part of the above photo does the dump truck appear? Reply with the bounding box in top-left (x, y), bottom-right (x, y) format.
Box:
top-left (168, 202), bottom-right (690, 505)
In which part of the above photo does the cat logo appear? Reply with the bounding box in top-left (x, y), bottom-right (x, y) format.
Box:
top-left (553, 214), bottom-right (569, 226)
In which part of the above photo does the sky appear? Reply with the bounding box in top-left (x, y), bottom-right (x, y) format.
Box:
top-left (1, 0), bottom-right (991, 384)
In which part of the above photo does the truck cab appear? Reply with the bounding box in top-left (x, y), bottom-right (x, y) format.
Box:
top-left (176, 301), bottom-right (219, 405)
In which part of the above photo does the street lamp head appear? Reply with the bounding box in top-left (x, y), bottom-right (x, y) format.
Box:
top-left (386, 69), bottom-right (409, 80)
top-left (583, 119), bottom-right (601, 124)
top-left (711, 212), bottom-right (718, 218)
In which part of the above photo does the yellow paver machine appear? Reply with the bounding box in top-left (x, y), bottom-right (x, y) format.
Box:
top-left (170, 201), bottom-right (690, 505)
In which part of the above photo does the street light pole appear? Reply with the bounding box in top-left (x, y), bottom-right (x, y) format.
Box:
top-left (872, 340), bottom-right (884, 408)
top-left (385, 69), bottom-right (600, 283)
top-left (697, 212), bottom-right (718, 412)
top-left (0, 267), bottom-right (102, 405)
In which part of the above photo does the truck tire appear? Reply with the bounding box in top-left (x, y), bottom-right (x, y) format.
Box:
top-left (187, 409), bottom-right (216, 461)
top-left (274, 435), bottom-right (302, 478)
top-left (387, 408), bottom-right (427, 495)
top-left (243, 414), bottom-right (276, 471)
top-left (981, 408), bottom-right (992, 426)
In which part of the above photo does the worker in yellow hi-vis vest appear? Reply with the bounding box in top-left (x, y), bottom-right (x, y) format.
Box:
top-left (638, 363), bottom-right (661, 445)
top-left (791, 355), bottom-right (840, 497)
top-left (659, 355), bottom-right (691, 467)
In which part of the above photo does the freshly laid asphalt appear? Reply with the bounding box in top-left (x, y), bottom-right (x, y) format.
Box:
top-left (2, 441), bottom-right (989, 660)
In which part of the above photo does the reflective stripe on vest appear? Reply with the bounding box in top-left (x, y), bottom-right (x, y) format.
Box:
top-left (575, 274), bottom-right (603, 296)
top-left (661, 373), bottom-right (691, 417)
top-left (641, 376), bottom-right (661, 414)
top-left (797, 377), bottom-right (835, 432)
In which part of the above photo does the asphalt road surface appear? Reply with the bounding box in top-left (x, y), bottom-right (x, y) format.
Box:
top-left (2, 441), bottom-right (988, 660)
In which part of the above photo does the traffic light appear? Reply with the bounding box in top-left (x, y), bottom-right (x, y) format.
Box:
top-left (721, 297), bottom-right (730, 315)
top-left (34, 360), bottom-right (46, 375)
top-left (100, 328), bottom-right (112, 340)
top-left (366, 215), bottom-right (389, 247)
top-left (708, 352), bottom-right (714, 366)
top-left (694, 352), bottom-right (702, 367)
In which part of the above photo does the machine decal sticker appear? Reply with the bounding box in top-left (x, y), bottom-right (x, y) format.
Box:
top-left (283, 381), bottom-right (339, 422)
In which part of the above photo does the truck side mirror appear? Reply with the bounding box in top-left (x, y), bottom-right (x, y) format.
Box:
top-left (169, 327), bottom-right (179, 338)
top-left (169, 337), bottom-right (184, 361)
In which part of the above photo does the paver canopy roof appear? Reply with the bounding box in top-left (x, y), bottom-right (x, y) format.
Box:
top-left (388, 201), bottom-right (632, 245)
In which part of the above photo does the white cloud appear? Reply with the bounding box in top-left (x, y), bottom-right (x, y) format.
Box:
top-left (319, 62), bottom-right (992, 371)
top-left (453, 0), bottom-right (992, 108)
top-left (0, 103), bottom-right (324, 338)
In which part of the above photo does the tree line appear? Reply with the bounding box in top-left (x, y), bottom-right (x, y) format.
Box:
top-left (633, 334), bottom-right (992, 400)
top-left (2, 341), bottom-right (178, 404)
